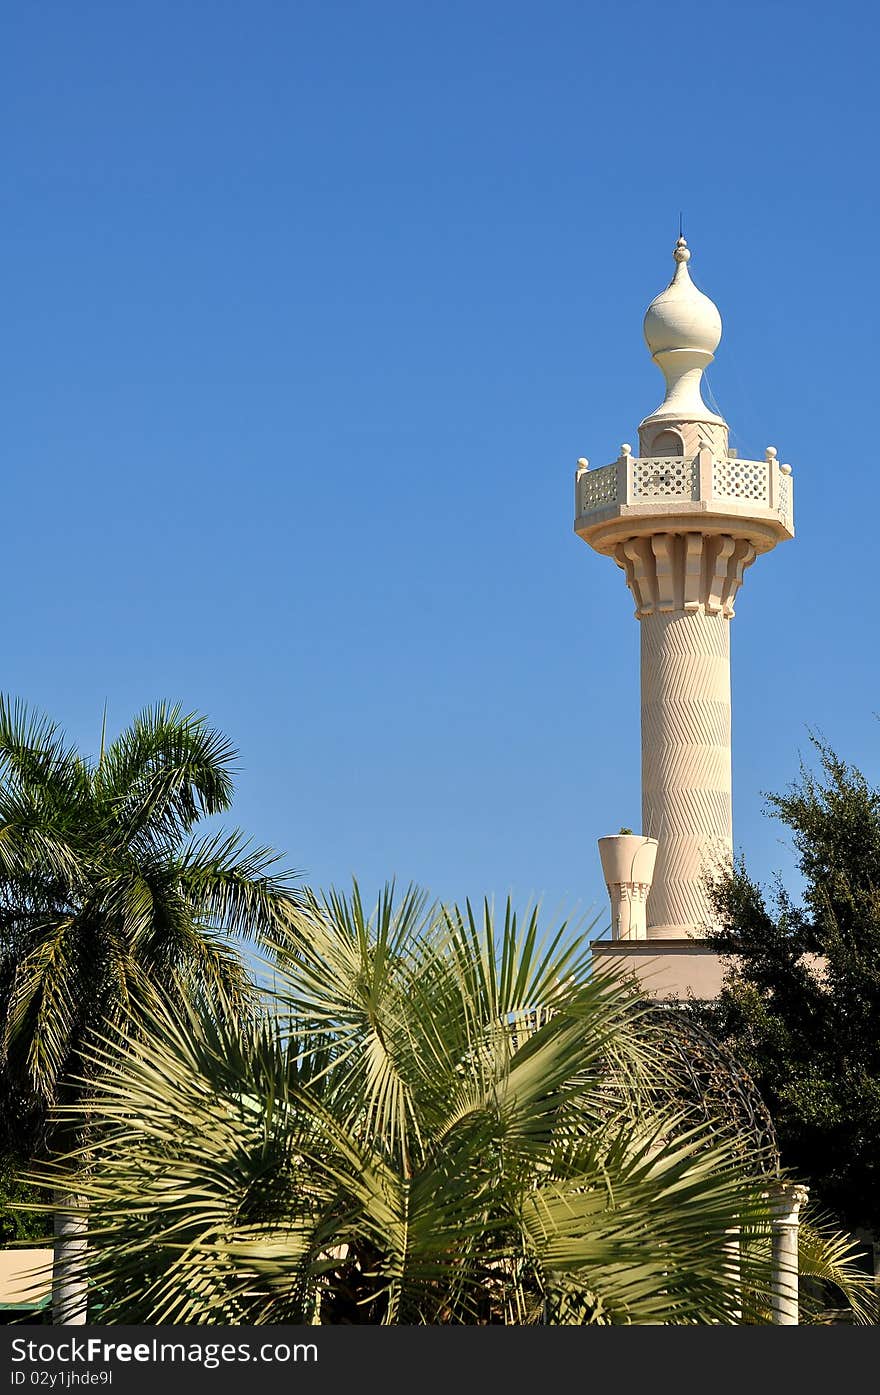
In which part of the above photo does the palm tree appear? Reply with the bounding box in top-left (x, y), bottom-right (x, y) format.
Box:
top-left (32, 883), bottom-right (871, 1323)
top-left (0, 697), bottom-right (300, 1323)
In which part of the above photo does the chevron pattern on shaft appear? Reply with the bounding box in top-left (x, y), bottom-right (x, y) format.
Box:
top-left (644, 746), bottom-right (732, 797)
top-left (646, 832), bottom-right (733, 876)
top-left (641, 610), bottom-right (730, 659)
top-left (642, 653), bottom-right (731, 702)
top-left (642, 698), bottom-right (731, 747)
top-left (648, 833), bottom-right (732, 931)
top-left (649, 876), bottom-right (716, 933)
top-left (644, 787), bottom-right (732, 840)
top-left (639, 604), bottom-right (734, 936)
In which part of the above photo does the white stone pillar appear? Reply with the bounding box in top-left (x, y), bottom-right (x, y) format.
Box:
top-left (640, 606), bottom-right (732, 937)
top-left (770, 1183), bottom-right (809, 1325)
top-left (52, 1190), bottom-right (89, 1325)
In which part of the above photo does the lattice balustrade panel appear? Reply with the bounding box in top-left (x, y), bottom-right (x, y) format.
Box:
top-left (631, 456), bottom-right (698, 501)
top-left (711, 457), bottom-right (769, 504)
top-left (577, 463), bottom-right (618, 513)
top-left (777, 470), bottom-right (792, 528)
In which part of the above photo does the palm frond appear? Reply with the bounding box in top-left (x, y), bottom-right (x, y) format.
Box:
top-left (176, 830), bottom-right (301, 942)
top-left (4, 918), bottom-right (80, 1100)
top-left (0, 696), bottom-right (84, 795)
top-left (24, 888), bottom-right (848, 1326)
top-left (96, 703), bottom-right (237, 840)
top-left (0, 698), bottom-right (289, 1180)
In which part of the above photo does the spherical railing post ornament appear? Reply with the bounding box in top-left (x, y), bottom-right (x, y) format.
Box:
top-left (597, 833), bottom-right (659, 940)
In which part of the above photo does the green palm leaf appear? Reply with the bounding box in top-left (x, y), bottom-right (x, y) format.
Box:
top-left (27, 883), bottom-right (866, 1325)
top-left (0, 696), bottom-right (300, 1322)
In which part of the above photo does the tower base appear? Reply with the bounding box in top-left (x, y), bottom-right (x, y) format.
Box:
top-left (591, 938), bottom-right (725, 1001)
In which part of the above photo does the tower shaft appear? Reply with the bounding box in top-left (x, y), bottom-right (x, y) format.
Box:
top-left (641, 606), bottom-right (731, 936)
top-left (620, 524), bottom-right (751, 936)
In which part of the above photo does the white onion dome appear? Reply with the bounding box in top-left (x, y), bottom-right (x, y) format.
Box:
top-left (643, 237), bottom-right (722, 357)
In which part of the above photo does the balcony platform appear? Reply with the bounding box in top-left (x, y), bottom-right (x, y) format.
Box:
top-left (574, 448), bottom-right (793, 559)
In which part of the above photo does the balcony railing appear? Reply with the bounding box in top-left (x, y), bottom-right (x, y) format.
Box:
top-left (575, 449), bottom-right (793, 533)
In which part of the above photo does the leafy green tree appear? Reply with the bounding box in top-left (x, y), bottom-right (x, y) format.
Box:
top-left (32, 884), bottom-right (871, 1324)
top-left (0, 1056), bottom-right (49, 1245)
top-left (696, 736), bottom-right (880, 1242)
top-left (0, 698), bottom-right (299, 1321)
top-left (0, 1167), bottom-right (48, 1245)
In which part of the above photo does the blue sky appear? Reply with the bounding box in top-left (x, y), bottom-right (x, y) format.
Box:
top-left (3, 0), bottom-right (879, 934)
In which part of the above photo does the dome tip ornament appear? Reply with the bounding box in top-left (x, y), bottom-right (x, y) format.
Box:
top-left (640, 232), bottom-right (725, 432)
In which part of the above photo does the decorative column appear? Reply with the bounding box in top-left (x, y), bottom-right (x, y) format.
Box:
top-left (770, 1183), bottom-right (809, 1325)
top-left (577, 238), bottom-right (794, 998)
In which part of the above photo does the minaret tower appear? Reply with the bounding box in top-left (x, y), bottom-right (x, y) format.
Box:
top-left (576, 238), bottom-right (794, 997)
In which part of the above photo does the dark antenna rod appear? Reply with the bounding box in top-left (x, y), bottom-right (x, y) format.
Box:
top-left (679, 211), bottom-right (683, 239)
